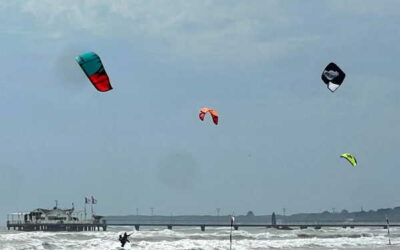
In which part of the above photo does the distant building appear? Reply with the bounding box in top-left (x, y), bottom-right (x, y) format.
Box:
top-left (271, 212), bottom-right (276, 226)
top-left (246, 211), bottom-right (255, 217)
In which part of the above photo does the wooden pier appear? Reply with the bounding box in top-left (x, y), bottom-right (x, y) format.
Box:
top-left (7, 221), bottom-right (107, 232)
top-left (106, 222), bottom-right (399, 231)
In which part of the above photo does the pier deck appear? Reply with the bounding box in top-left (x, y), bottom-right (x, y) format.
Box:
top-left (107, 222), bottom-right (398, 231)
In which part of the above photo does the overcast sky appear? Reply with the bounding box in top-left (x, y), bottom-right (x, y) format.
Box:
top-left (1, 1), bottom-right (400, 222)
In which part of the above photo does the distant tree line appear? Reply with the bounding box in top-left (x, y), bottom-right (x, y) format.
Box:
top-left (105, 206), bottom-right (400, 224)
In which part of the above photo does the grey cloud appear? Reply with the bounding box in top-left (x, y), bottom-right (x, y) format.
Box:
top-left (157, 151), bottom-right (200, 191)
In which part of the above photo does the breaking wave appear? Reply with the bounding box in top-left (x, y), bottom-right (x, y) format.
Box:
top-left (0, 226), bottom-right (397, 249)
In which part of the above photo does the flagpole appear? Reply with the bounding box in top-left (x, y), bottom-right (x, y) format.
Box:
top-left (386, 216), bottom-right (391, 245)
top-left (91, 196), bottom-right (97, 217)
top-left (84, 202), bottom-right (87, 221)
top-left (230, 215), bottom-right (235, 250)
top-left (91, 202), bottom-right (94, 217)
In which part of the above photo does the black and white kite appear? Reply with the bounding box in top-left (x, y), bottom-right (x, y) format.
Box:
top-left (321, 62), bottom-right (346, 92)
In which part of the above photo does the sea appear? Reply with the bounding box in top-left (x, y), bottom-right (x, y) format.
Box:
top-left (0, 226), bottom-right (399, 249)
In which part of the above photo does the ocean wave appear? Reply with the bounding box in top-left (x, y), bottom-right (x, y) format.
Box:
top-left (0, 226), bottom-right (396, 250)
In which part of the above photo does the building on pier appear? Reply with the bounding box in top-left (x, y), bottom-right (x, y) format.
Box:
top-left (7, 203), bottom-right (106, 231)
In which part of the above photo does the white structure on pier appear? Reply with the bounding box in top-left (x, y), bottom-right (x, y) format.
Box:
top-left (8, 206), bottom-right (80, 224)
top-left (7, 201), bottom-right (106, 231)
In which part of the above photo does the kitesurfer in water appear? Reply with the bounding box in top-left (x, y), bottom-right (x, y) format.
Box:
top-left (119, 232), bottom-right (131, 247)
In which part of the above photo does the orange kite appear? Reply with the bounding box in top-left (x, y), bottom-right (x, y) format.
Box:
top-left (199, 108), bottom-right (219, 125)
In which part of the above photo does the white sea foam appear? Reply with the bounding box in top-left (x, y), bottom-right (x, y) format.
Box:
top-left (0, 226), bottom-right (399, 250)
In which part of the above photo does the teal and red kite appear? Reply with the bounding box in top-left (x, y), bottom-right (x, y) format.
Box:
top-left (76, 52), bottom-right (112, 92)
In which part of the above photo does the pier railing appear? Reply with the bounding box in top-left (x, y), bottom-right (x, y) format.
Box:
top-left (7, 220), bottom-right (107, 232)
top-left (7, 220), bottom-right (98, 225)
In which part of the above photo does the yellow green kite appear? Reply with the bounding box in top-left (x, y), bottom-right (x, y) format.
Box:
top-left (341, 153), bottom-right (357, 167)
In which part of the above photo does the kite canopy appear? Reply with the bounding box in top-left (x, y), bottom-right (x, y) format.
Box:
top-left (321, 62), bottom-right (346, 92)
top-left (340, 153), bottom-right (357, 167)
top-left (199, 108), bottom-right (219, 125)
top-left (76, 52), bottom-right (112, 92)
